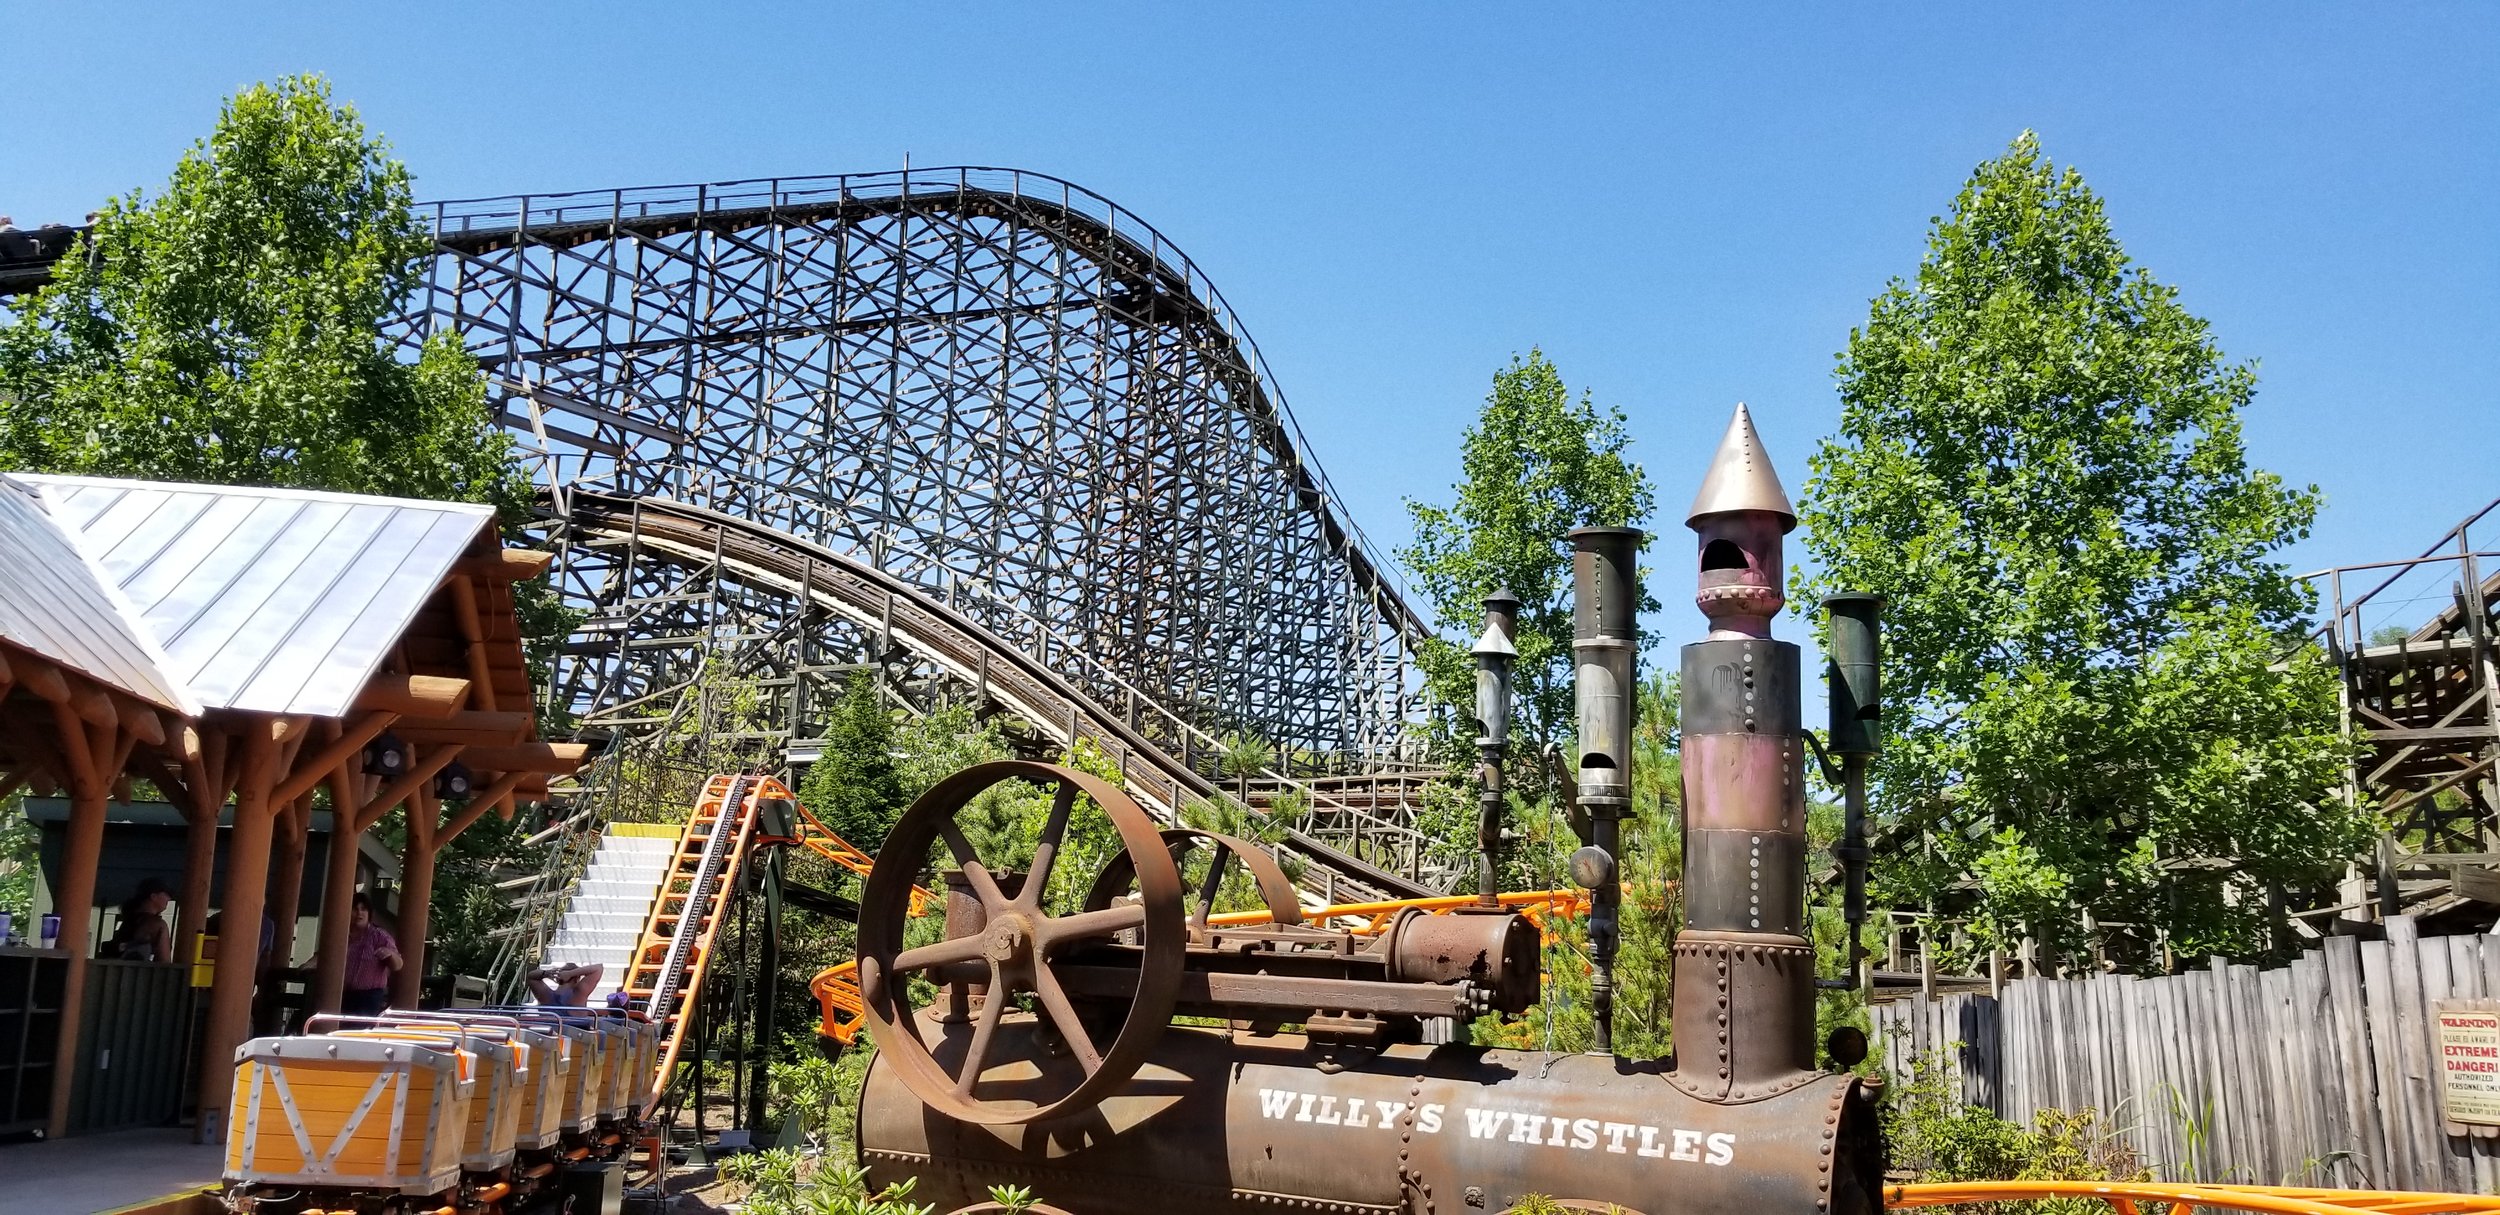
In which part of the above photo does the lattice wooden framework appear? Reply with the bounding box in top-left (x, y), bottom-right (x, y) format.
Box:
top-left (398, 168), bottom-right (1427, 775)
top-left (2311, 499), bottom-right (2500, 918)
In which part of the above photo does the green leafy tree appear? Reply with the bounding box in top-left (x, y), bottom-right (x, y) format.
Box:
top-left (800, 673), bottom-right (906, 851)
top-left (1795, 133), bottom-right (2363, 965)
top-left (1403, 349), bottom-right (1657, 772)
top-left (0, 75), bottom-right (522, 511)
top-left (0, 76), bottom-right (580, 722)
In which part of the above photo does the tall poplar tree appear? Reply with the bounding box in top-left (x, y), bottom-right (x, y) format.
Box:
top-left (1402, 349), bottom-right (1656, 767)
top-left (1795, 133), bottom-right (2363, 965)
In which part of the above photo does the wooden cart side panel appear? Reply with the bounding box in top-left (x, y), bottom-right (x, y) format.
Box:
top-left (511, 1038), bottom-right (566, 1147)
top-left (223, 1056), bottom-right (466, 1193)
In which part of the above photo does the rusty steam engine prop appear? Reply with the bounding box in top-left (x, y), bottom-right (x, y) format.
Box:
top-left (854, 405), bottom-right (1887, 1215)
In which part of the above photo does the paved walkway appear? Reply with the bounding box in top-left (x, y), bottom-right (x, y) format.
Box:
top-left (0, 1127), bottom-right (221, 1214)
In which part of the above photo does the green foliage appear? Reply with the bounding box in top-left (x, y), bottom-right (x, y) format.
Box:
top-left (1883, 1047), bottom-right (2144, 1212)
top-left (424, 809), bottom-right (552, 979)
top-left (0, 795), bottom-right (34, 934)
top-left (1403, 349), bottom-right (1657, 774)
top-left (1215, 729), bottom-right (1276, 796)
top-left (799, 673), bottom-right (906, 851)
top-left (0, 75), bottom-right (522, 513)
top-left (717, 1149), bottom-right (930, 1215)
top-left (1475, 671), bottom-right (1681, 1056)
top-left (1796, 132), bottom-right (2364, 964)
top-left (768, 1045), bottom-right (852, 1148)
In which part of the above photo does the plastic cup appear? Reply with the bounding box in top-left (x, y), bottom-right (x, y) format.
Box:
top-left (40, 914), bottom-right (60, 950)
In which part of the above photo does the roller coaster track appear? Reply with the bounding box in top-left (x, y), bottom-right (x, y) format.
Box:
top-left (12, 167), bottom-right (1460, 887)
top-left (551, 489), bottom-right (1442, 904)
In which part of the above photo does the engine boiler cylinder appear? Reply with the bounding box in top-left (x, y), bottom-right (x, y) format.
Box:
top-left (858, 1023), bottom-right (1881, 1215)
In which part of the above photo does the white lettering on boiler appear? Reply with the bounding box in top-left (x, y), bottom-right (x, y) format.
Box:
top-left (1250, 1088), bottom-right (1736, 1168)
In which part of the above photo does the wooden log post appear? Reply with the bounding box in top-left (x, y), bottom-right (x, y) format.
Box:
top-left (195, 723), bottom-right (287, 1138)
top-left (176, 794), bottom-right (219, 974)
top-left (260, 792), bottom-right (313, 1028)
top-left (175, 728), bottom-right (229, 969)
top-left (43, 699), bottom-right (118, 1138)
top-left (310, 761), bottom-right (364, 1014)
top-left (392, 786), bottom-right (442, 1009)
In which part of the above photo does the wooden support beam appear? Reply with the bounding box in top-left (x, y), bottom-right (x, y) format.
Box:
top-left (436, 772), bottom-right (526, 848)
top-left (310, 759), bottom-right (363, 1017)
top-left (392, 787), bottom-right (441, 1008)
top-left (354, 744), bottom-right (467, 833)
top-left (271, 710), bottom-right (400, 805)
top-left (117, 701), bottom-right (165, 747)
top-left (452, 548), bottom-right (554, 582)
top-left (447, 577), bottom-right (499, 713)
top-left (390, 710), bottom-right (531, 745)
top-left (64, 682), bottom-right (117, 731)
top-left (14, 655), bottom-right (70, 705)
top-left (195, 730), bottom-right (282, 1138)
top-left (452, 741), bottom-right (592, 774)
top-left (351, 674), bottom-right (470, 719)
top-left (43, 696), bottom-right (121, 1138)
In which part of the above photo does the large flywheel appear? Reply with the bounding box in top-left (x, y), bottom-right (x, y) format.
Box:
top-left (856, 761), bottom-right (1186, 1125)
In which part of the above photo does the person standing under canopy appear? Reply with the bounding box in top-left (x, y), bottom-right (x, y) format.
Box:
top-left (340, 893), bottom-right (403, 1016)
top-left (106, 877), bottom-right (173, 962)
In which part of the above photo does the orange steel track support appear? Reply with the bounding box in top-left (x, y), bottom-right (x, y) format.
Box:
top-left (1888, 1181), bottom-right (2500, 1215)
top-left (623, 774), bottom-right (769, 1108)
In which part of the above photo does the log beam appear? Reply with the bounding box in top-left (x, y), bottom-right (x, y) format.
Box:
top-left (452, 548), bottom-right (554, 582)
top-left (453, 741), bottom-right (593, 774)
top-left (271, 710), bottom-right (400, 805)
top-left (351, 674), bottom-right (471, 719)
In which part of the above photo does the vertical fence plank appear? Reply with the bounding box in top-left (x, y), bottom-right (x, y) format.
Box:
top-left (2290, 952), bottom-right (2347, 1185)
top-left (2121, 973), bottom-right (2163, 1176)
top-left (2363, 934), bottom-right (2411, 1186)
top-left (2387, 917), bottom-right (2439, 1190)
top-left (2327, 934), bottom-right (2386, 1187)
top-left (2419, 933), bottom-right (2475, 1193)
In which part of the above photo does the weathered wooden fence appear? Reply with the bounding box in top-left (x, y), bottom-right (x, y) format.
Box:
top-left (1870, 916), bottom-right (2500, 1194)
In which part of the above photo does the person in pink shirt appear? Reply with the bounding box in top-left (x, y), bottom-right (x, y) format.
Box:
top-left (341, 893), bottom-right (402, 1016)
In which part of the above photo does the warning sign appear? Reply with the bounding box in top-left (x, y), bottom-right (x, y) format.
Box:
top-left (2435, 1001), bottom-right (2500, 1129)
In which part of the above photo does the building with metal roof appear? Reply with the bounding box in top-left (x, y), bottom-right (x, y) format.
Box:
top-left (13, 475), bottom-right (497, 718)
top-left (0, 472), bottom-right (586, 1141)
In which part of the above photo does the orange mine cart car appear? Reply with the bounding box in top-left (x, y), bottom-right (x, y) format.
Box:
top-left (224, 1031), bottom-right (472, 1199)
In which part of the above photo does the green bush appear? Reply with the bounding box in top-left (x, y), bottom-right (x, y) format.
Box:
top-left (1882, 1048), bottom-right (2144, 1215)
top-left (718, 1150), bottom-right (930, 1215)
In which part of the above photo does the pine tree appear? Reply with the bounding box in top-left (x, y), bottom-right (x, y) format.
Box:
top-left (800, 673), bottom-right (905, 850)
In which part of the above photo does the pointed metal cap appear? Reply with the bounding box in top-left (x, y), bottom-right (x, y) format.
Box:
top-left (1474, 588), bottom-right (1520, 658)
top-left (1685, 403), bottom-right (1796, 532)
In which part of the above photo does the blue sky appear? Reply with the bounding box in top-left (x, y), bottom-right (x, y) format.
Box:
top-left (9, 3), bottom-right (2495, 645)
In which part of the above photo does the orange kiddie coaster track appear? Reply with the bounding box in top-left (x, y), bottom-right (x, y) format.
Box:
top-left (1888, 1183), bottom-right (2500, 1215)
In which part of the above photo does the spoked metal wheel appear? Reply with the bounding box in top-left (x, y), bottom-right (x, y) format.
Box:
top-left (856, 760), bottom-right (1185, 1125)
top-left (1082, 827), bottom-right (1306, 937)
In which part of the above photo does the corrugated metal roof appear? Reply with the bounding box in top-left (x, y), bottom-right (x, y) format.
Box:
top-left (0, 478), bottom-right (195, 712)
top-left (11, 474), bottom-right (494, 718)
